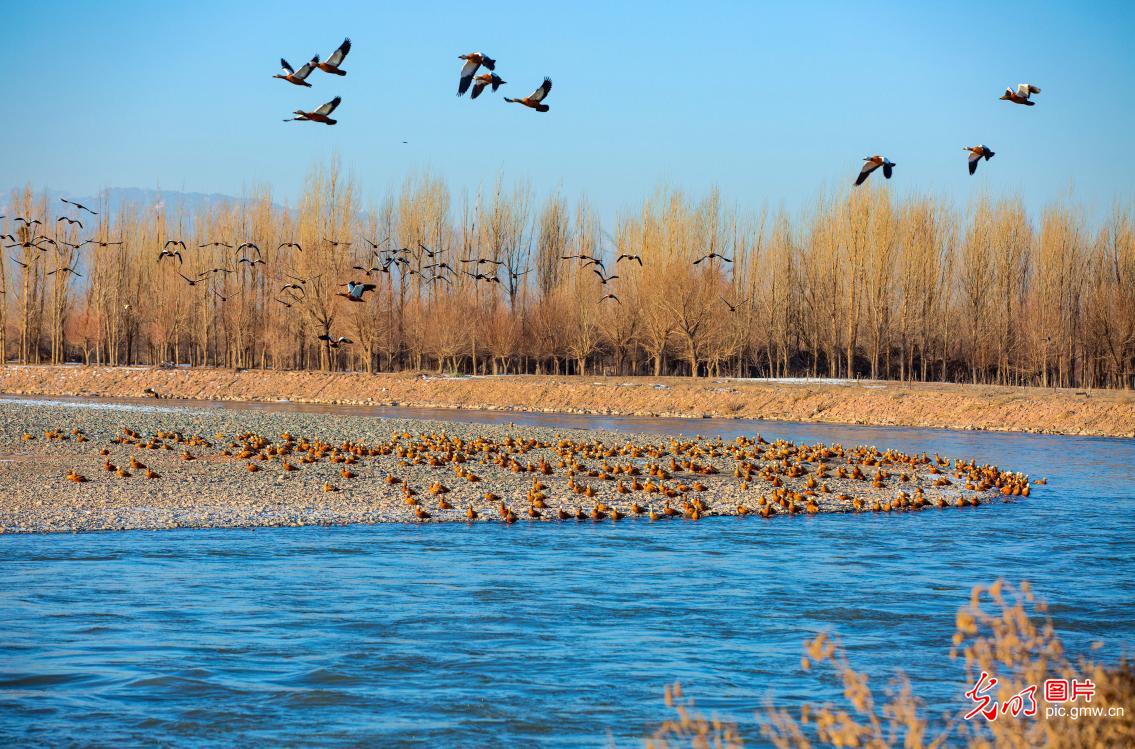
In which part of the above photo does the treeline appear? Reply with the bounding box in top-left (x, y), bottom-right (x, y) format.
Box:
top-left (3, 162), bottom-right (1133, 389)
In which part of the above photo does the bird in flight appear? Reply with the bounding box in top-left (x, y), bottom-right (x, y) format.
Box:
top-left (158, 247), bottom-right (183, 264)
top-left (593, 268), bottom-right (619, 285)
top-left (281, 283), bottom-right (306, 296)
top-left (47, 265), bottom-right (82, 277)
top-left (286, 96), bottom-right (342, 125)
top-left (274, 56), bottom-right (319, 87)
top-left (616, 253), bottom-right (643, 266)
top-left (693, 252), bottom-right (733, 265)
top-left (318, 334), bottom-right (353, 349)
top-left (277, 241), bottom-right (303, 252)
top-left (61, 198), bottom-right (98, 215)
top-left (855, 155), bottom-right (895, 186)
top-left (337, 280), bottom-right (377, 302)
top-left (199, 241), bottom-right (233, 248)
top-left (164, 239), bottom-right (186, 250)
top-left (316, 38), bottom-right (351, 76)
top-left (600, 293), bottom-right (621, 304)
top-left (457, 52), bottom-right (497, 96)
top-left (13, 217), bottom-right (42, 227)
top-left (720, 296), bottom-right (748, 313)
top-left (964, 145), bottom-right (995, 175)
top-left (504, 78), bottom-right (552, 112)
top-left (176, 271), bottom-right (201, 286)
top-left (471, 73), bottom-right (506, 99)
top-left (57, 217), bottom-right (83, 228)
top-left (1000, 83), bottom-right (1040, 106)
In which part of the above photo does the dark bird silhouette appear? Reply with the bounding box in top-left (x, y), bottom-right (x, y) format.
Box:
top-left (458, 52), bottom-right (496, 96)
top-left (693, 252), bottom-right (732, 265)
top-left (61, 198), bottom-right (98, 215)
top-left (855, 155), bottom-right (895, 186)
top-left (281, 283), bottom-right (306, 296)
top-left (277, 241), bottom-right (303, 252)
top-left (616, 254), bottom-right (643, 265)
top-left (164, 239), bottom-right (187, 250)
top-left (600, 293), bottom-right (621, 304)
top-left (318, 334), bottom-right (353, 349)
top-left (504, 77), bottom-right (552, 112)
top-left (199, 241), bottom-right (233, 248)
top-left (274, 56), bottom-right (319, 87)
top-left (964, 145), bottom-right (995, 175)
top-left (325, 238), bottom-right (351, 247)
top-left (274, 297), bottom-right (294, 308)
top-left (316, 38), bottom-right (351, 75)
top-left (720, 296), bottom-right (748, 313)
top-left (593, 268), bottom-right (619, 284)
top-left (158, 247), bottom-right (183, 264)
top-left (176, 271), bottom-right (201, 286)
top-left (286, 96), bottom-right (342, 125)
top-left (79, 239), bottom-right (123, 247)
top-left (47, 265), bottom-right (82, 277)
top-left (471, 72), bottom-right (506, 99)
top-left (57, 216), bottom-right (83, 228)
top-left (14, 217), bottom-right (42, 228)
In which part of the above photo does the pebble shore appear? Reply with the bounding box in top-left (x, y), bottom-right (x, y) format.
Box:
top-left (0, 399), bottom-right (1030, 534)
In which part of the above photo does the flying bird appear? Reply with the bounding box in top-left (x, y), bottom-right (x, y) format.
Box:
top-left (504, 77), bottom-right (552, 112)
top-left (277, 241), bottom-right (303, 252)
top-left (199, 241), bottom-right (233, 248)
top-left (616, 254), bottom-right (643, 266)
top-left (855, 155), bottom-right (895, 186)
top-left (285, 96), bottom-right (342, 125)
top-left (57, 217), bottom-right (83, 228)
top-left (158, 247), bottom-right (183, 264)
top-left (964, 145), bottom-right (995, 175)
top-left (164, 239), bottom-right (187, 250)
top-left (693, 252), bottom-right (733, 265)
top-left (13, 217), bottom-right (42, 227)
top-left (316, 38), bottom-right (351, 76)
top-left (457, 52), bottom-right (496, 96)
top-left (471, 73), bottom-right (506, 99)
top-left (600, 294), bottom-right (621, 304)
top-left (720, 296), bottom-right (748, 313)
top-left (281, 283), bottom-right (306, 296)
top-left (47, 265), bottom-right (82, 277)
top-left (176, 271), bottom-right (201, 286)
top-left (61, 198), bottom-right (98, 215)
top-left (274, 56), bottom-right (319, 87)
top-left (1000, 83), bottom-right (1040, 106)
top-left (593, 268), bottom-right (619, 285)
top-left (337, 280), bottom-right (376, 302)
top-left (318, 334), bottom-right (353, 349)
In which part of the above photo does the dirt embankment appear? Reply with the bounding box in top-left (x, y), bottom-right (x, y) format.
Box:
top-left (1, 365), bottom-right (1133, 438)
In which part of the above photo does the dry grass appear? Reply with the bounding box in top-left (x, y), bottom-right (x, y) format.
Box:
top-left (643, 581), bottom-right (1135, 748)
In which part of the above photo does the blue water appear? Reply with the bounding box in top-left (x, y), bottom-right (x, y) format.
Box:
top-left (2, 404), bottom-right (1133, 747)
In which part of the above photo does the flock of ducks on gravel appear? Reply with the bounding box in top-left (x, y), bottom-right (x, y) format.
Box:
top-left (33, 424), bottom-right (1043, 524)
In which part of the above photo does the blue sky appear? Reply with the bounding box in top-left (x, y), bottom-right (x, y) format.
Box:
top-left (5, 0), bottom-right (1133, 221)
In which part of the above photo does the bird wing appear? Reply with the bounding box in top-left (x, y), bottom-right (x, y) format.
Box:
top-left (528, 77), bottom-right (552, 102)
top-left (314, 96), bottom-right (342, 115)
top-left (856, 160), bottom-right (881, 185)
top-left (458, 59), bottom-right (480, 95)
top-left (471, 80), bottom-right (488, 99)
top-left (326, 38), bottom-right (351, 66)
top-left (968, 153), bottom-right (980, 175)
top-left (280, 58), bottom-right (295, 75)
top-left (295, 56), bottom-right (319, 80)
top-left (882, 162), bottom-right (894, 179)
top-left (1026, 83), bottom-right (1040, 94)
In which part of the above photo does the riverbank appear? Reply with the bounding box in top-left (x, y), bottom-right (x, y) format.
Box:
top-left (0, 399), bottom-right (1026, 533)
top-left (1, 365), bottom-right (1133, 438)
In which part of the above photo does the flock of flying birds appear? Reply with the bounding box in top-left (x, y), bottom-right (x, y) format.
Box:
top-left (856, 82), bottom-right (1041, 185)
top-left (275, 39), bottom-right (553, 125)
top-left (2, 38), bottom-right (1044, 337)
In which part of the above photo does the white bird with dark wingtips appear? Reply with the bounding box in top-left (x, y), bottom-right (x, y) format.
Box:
top-left (457, 52), bottom-right (497, 96)
top-left (964, 145), bottom-right (995, 175)
top-left (1000, 83), bottom-right (1040, 105)
top-left (274, 56), bottom-right (320, 87)
top-left (855, 155), bottom-right (895, 186)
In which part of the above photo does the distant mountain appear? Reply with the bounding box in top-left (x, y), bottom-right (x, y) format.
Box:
top-left (2, 187), bottom-right (285, 219)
